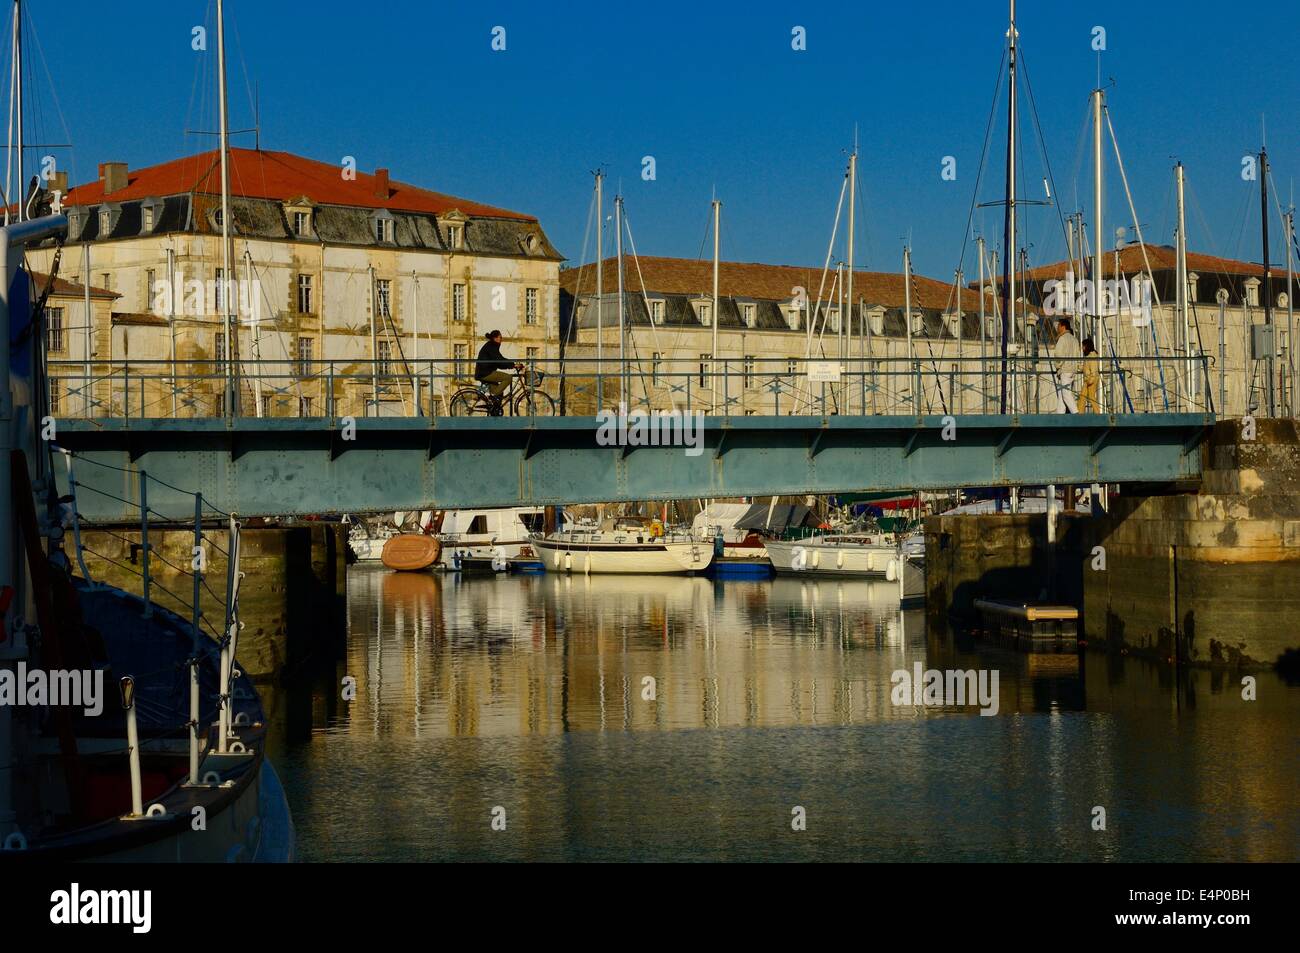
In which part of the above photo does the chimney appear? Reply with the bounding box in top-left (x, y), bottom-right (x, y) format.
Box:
top-left (99, 161), bottom-right (128, 194)
top-left (373, 168), bottom-right (389, 200)
top-left (49, 171), bottom-right (68, 195)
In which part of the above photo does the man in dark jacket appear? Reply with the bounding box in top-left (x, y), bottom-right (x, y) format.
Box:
top-left (475, 330), bottom-right (520, 406)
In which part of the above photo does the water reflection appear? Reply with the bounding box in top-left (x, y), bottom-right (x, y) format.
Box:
top-left (262, 567), bottom-right (1300, 862)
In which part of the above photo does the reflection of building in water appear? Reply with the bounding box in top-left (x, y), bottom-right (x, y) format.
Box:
top-left (335, 569), bottom-right (1068, 737)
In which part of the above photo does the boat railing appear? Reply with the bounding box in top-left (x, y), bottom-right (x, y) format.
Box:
top-left (55, 448), bottom-right (249, 815)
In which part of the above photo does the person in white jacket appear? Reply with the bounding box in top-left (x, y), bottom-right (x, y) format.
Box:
top-left (1051, 317), bottom-right (1081, 413)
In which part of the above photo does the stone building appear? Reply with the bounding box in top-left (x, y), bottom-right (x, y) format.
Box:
top-left (995, 244), bottom-right (1299, 417)
top-left (560, 245), bottom-right (1299, 418)
top-left (28, 148), bottom-right (563, 417)
top-left (560, 256), bottom-right (996, 415)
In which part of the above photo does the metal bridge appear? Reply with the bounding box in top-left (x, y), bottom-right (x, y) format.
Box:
top-left (53, 410), bottom-right (1212, 522)
top-left (43, 354), bottom-right (1216, 520)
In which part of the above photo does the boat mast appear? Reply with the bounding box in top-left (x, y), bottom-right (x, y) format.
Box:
top-left (711, 192), bottom-right (720, 405)
top-left (847, 145), bottom-right (857, 366)
top-left (1175, 161), bottom-right (1189, 408)
top-left (616, 193), bottom-right (624, 407)
top-left (998, 0), bottom-right (1017, 413)
top-left (1092, 86), bottom-right (1105, 382)
top-left (217, 0), bottom-right (237, 414)
top-left (1287, 206), bottom-right (1296, 416)
top-left (1260, 147), bottom-right (1275, 416)
top-left (977, 235), bottom-right (986, 411)
top-left (904, 245), bottom-right (914, 410)
top-left (595, 171), bottom-right (603, 399)
top-left (11, 0), bottom-right (21, 222)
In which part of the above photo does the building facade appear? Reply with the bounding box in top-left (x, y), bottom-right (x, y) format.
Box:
top-left (560, 247), bottom-right (1298, 418)
top-left (560, 256), bottom-right (996, 415)
top-left (29, 148), bottom-right (564, 417)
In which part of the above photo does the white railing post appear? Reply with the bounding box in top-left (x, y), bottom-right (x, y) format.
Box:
top-left (120, 676), bottom-right (143, 817)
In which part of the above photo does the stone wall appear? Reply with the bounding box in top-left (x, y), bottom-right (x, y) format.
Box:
top-left (78, 523), bottom-right (347, 679)
top-left (1085, 419), bottom-right (1300, 668)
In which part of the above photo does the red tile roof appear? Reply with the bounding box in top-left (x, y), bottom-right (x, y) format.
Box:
top-left (561, 256), bottom-right (990, 311)
top-left (30, 270), bottom-right (117, 299)
top-left (1006, 244), bottom-right (1268, 284)
top-left (63, 148), bottom-right (537, 221)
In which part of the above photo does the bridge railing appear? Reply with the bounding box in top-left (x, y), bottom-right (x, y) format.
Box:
top-left (44, 353), bottom-right (1215, 419)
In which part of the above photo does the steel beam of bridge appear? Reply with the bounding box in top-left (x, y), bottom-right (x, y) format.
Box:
top-left (53, 414), bottom-right (1212, 522)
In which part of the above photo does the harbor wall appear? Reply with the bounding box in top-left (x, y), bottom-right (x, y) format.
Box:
top-left (923, 510), bottom-right (1088, 633)
top-left (1084, 418), bottom-right (1300, 668)
top-left (925, 419), bottom-right (1300, 670)
top-left (78, 523), bottom-right (347, 679)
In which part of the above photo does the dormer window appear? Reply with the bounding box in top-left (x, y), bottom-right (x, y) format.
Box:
top-left (447, 223), bottom-right (464, 249)
top-left (741, 302), bottom-right (756, 328)
top-left (909, 311), bottom-right (925, 334)
top-left (1245, 278), bottom-right (1260, 308)
top-left (694, 300), bottom-right (713, 326)
top-left (649, 299), bottom-right (665, 325)
top-left (867, 308), bottom-right (886, 336)
top-left (827, 307), bottom-right (841, 333)
top-left (294, 211), bottom-right (311, 236)
top-left (1187, 272), bottom-right (1199, 303)
top-left (944, 311), bottom-right (962, 337)
top-left (375, 216), bottom-right (394, 243)
top-left (99, 209), bottom-right (112, 234)
top-left (142, 205), bottom-right (155, 231)
top-left (784, 305), bottom-right (801, 331)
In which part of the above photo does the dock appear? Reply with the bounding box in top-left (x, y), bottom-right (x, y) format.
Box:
top-left (973, 599), bottom-right (1079, 653)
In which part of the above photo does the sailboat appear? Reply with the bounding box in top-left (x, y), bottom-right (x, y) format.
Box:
top-left (0, 0), bottom-right (291, 861)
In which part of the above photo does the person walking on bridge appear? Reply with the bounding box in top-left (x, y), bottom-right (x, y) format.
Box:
top-left (1050, 317), bottom-right (1081, 413)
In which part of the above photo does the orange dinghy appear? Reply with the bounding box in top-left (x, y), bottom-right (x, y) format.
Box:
top-left (381, 534), bottom-right (443, 572)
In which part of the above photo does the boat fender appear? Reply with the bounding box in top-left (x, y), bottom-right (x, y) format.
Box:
top-left (836, 551), bottom-right (844, 570)
top-left (811, 549), bottom-right (821, 569)
top-left (886, 559), bottom-right (898, 582)
top-left (2, 831), bottom-right (27, 850)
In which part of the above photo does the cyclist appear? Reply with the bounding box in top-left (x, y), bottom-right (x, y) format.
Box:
top-left (475, 330), bottom-right (522, 416)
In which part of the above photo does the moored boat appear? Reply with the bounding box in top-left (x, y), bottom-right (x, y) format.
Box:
top-left (765, 533), bottom-right (896, 577)
top-left (533, 517), bottom-right (713, 575)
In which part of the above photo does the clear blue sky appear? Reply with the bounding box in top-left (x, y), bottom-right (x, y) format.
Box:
top-left (27, 0), bottom-right (1300, 282)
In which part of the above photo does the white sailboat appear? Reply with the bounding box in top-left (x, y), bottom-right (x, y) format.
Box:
top-left (436, 506), bottom-right (545, 570)
top-left (533, 516), bottom-right (713, 575)
top-left (765, 532), bottom-right (896, 577)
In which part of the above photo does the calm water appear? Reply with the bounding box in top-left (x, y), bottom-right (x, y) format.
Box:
top-left (262, 566), bottom-right (1299, 862)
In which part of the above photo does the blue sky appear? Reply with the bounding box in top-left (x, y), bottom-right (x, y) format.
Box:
top-left (27, 0), bottom-right (1300, 281)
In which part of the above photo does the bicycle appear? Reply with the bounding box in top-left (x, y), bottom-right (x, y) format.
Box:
top-left (448, 366), bottom-right (556, 417)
